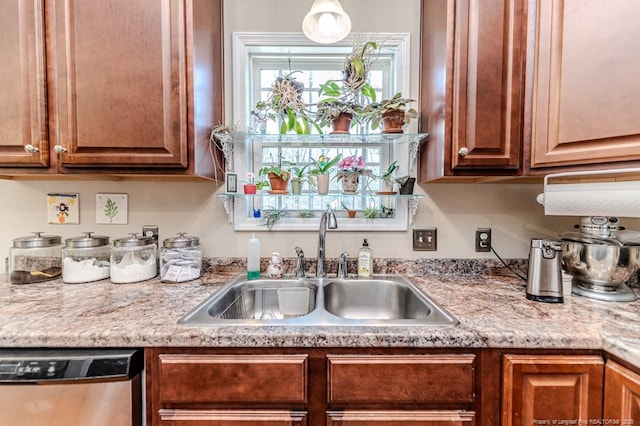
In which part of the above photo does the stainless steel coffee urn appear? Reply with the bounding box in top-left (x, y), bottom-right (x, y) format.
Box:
top-left (526, 238), bottom-right (564, 303)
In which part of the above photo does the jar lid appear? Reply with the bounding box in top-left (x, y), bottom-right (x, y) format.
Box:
top-left (163, 233), bottom-right (199, 248)
top-left (113, 233), bottom-right (155, 248)
top-left (65, 232), bottom-right (110, 248)
top-left (12, 232), bottom-right (62, 248)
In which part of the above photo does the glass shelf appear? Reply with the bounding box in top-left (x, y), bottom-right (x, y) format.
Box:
top-left (212, 132), bottom-right (428, 146)
top-left (212, 132), bottom-right (428, 173)
top-left (217, 192), bottom-right (423, 199)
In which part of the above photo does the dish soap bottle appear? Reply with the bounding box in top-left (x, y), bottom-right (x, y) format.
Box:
top-left (357, 239), bottom-right (373, 278)
top-left (267, 252), bottom-right (283, 279)
top-left (247, 233), bottom-right (261, 280)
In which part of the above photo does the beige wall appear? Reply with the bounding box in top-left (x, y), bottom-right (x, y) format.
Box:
top-left (0, 179), bottom-right (580, 264)
top-left (0, 0), bottom-right (609, 264)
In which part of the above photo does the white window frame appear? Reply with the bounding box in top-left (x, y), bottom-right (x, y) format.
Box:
top-left (230, 32), bottom-right (412, 232)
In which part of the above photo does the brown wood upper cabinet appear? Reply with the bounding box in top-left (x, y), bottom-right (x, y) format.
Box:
top-left (0, 0), bottom-right (224, 179)
top-left (0, 0), bottom-right (49, 169)
top-left (419, 0), bottom-right (526, 181)
top-left (523, 0), bottom-right (640, 175)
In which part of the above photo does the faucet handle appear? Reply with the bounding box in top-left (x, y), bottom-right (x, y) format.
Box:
top-left (337, 252), bottom-right (349, 278)
top-left (294, 246), bottom-right (306, 278)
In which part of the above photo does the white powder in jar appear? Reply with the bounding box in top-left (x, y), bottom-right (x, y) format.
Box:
top-left (110, 251), bottom-right (157, 283)
top-left (62, 257), bottom-right (110, 283)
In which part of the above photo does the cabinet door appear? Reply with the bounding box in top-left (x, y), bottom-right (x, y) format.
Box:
top-left (525, 0), bottom-right (640, 172)
top-left (419, 0), bottom-right (525, 181)
top-left (0, 0), bottom-right (48, 168)
top-left (502, 355), bottom-right (604, 426)
top-left (47, 0), bottom-right (188, 169)
top-left (604, 361), bottom-right (640, 424)
top-left (327, 410), bottom-right (475, 425)
top-left (158, 409), bottom-right (307, 426)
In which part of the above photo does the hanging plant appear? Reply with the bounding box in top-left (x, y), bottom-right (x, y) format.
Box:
top-left (251, 71), bottom-right (321, 134)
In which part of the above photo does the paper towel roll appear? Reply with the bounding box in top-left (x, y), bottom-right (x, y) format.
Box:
top-left (537, 181), bottom-right (640, 217)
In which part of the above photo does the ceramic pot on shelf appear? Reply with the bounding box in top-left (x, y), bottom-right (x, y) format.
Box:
top-left (341, 173), bottom-right (359, 194)
top-left (316, 174), bottom-right (330, 195)
top-left (243, 184), bottom-right (257, 194)
top-left (268, 172), bottom-right (289, 194)
top-left (330, 113), bottom-right (353, 134)
top-left (381, 109), bottom-right (405, 134)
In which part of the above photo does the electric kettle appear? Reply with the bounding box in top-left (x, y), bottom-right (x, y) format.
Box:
top-left (526, 238), bottom-right (564, 303)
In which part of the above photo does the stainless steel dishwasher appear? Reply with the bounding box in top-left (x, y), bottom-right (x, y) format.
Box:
top-left (0, 348), bottom-right (143, 426)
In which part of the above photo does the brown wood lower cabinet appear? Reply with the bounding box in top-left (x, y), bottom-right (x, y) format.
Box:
top-left (604, 360), bottom-right (640, 424)
top-left (149, 349), bottom-right (640, 426)
top-left (501, 354), bottom-right (604, 426)
top-left (146, 349), bottom-right (479, 426)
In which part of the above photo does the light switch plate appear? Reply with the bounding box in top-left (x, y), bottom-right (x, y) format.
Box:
top-left (413, 228), bottom-right (437, 251)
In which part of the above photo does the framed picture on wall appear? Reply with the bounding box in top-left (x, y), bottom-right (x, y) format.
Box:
top-left (96, 193), bottom-right (128, 224)
top-left (226, 172), bottom-right (238, 193)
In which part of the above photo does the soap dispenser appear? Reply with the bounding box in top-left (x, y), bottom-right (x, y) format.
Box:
top-left (267, 252), bottom-right (283, 279)
top-left (247, 233), bottom-right (261, 280)
top-left (357, 239), bottom-right (373, 278)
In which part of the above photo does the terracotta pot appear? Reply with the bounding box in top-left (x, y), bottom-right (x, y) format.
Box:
top-left (316, 174), bottom-right (330, 195)
top-left (243, 184), bottom-right (257, 194)
top-left (330, 113), bottom-right (353, 134)
top-left (347, 210), bottom-right (356, 218)
top-left (381, 109), bottom-right (405, 134)
top-left (268, 172), bottom-right (289, 192)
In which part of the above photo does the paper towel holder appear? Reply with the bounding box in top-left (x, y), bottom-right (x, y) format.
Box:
top-left (536, 168), bottom-right (640, 218)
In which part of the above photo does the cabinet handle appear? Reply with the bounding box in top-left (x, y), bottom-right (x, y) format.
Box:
top-left (458, 147), bottom-right (470, 157)
top-left (53, 145), bottom-right (67, 154)
top-left (24, 144), bottom-right (39, 154)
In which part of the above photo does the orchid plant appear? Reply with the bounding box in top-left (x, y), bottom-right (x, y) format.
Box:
top-left (335, 155), bottom-right (372, 181)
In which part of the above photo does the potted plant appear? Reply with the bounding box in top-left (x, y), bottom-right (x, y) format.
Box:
top-left (258, 158), bottom-right (291, 194)
top-left (335, 155), bottom-right (372, 194)
top-left (251, 71), bottom-right (320, 134)
top-left (315, 98), bottom-right (362, 134)
top-left (362, 92), bottom-right (418, 133)
top-left (309, 154), bottom-right (342, 195)
top-left (378, 160), bottom-right (399, 193)
top-left (341, 201), bottom-right (357, 218)
top-left (396, 175), bottom-right (416, 195)
top-left (288, 162), bottom-right (314, 195)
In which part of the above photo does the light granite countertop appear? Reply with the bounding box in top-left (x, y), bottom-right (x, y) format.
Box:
top-left (0, 269), bottom-right (638, 368)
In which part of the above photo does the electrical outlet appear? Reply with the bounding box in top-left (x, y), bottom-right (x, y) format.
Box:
top-left (413, 228), bottom-right (437, 251)
top-left (142, 225), bottom-right (159, 247)
top-left (475, 228), bottom-right (491, 252)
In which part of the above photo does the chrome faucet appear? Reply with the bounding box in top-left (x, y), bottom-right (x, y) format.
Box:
top-left (317, 207), bottom-right (337, 278)
top-left (294, 246), bottom-right (306, 278)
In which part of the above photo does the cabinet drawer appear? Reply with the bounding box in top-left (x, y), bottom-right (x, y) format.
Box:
top-left (158, 354), bottom-right (308, 404)
top-left (159, 409), bottom-right (307, 426)
top-left (327, 410), bottom-right (476, 425)
top-left (327, 354), bottom-right (475, 404)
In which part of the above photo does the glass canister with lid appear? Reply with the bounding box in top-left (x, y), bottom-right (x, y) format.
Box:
top-left (62, 232), bottom-right (111, 284)
top-left (160, 233), bottom-right (202, 283)
top-left (110, 233), bottom-right (157, 284)
top-left (9, 232), bottom-right (63, 284)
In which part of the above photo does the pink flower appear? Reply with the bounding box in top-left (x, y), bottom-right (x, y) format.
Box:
top-left (339, 155), bottom-right (365, 171)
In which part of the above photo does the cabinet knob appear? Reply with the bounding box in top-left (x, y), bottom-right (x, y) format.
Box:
top-left (24, 144), bottom-right (39, 154)
top-left (458, 147), bottom-right (470, 157)
top-left (53, 145), bottom-right (67, 154)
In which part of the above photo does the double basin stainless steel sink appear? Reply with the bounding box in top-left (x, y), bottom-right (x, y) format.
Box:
top-left (179, 274), bottom-right (458, 326)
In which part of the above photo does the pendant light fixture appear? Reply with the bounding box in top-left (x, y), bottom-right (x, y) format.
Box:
top-left (302, 0), bottom-right (351, 44)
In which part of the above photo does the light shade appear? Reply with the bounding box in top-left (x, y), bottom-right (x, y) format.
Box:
top-left (302, 0), bottom-right (351, 44)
